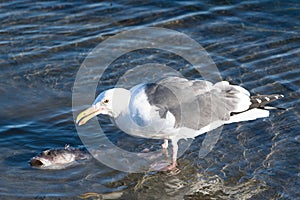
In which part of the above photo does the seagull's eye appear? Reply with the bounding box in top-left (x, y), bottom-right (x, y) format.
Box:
top-left (103, 99), bottom-right (109, 104)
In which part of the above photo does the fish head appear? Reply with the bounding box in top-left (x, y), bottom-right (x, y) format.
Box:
top-left (30, 149), bottom-right (76, 169)
top-left (30, 156), bottom-right (53, 168)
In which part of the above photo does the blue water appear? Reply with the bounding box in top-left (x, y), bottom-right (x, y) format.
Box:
top-left (0, 1), bottom-right (299, 199)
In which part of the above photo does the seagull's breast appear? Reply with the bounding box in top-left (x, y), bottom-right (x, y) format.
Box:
top-left (113, 84), bottom-right (175, 139)
top-left (129, 84), bottom-right (154, 126)
top-left (129, 84), bottom-right (175, 128)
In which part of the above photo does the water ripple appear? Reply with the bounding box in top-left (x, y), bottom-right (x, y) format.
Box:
top-left (0, 0), bottom-right (299, 199)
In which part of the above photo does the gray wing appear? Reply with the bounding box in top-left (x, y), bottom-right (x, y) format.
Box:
top-left (145, 77), bottom-right (251, 130)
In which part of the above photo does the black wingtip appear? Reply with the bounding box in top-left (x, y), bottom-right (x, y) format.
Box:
top-left (250, 94), bottom-right (284, 109)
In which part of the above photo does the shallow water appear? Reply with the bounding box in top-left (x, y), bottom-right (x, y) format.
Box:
top-left (0, 1), bottom-right (299, 199)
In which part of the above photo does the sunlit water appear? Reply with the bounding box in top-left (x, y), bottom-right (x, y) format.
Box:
top-left (0, 1), bottom-right (299, 199)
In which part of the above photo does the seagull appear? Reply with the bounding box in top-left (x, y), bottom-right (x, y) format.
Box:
top-left (76, 76), bottom-right (283, 171)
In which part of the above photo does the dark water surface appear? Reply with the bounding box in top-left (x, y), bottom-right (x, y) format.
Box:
top-left (0, 1), bottom-right (299, 199)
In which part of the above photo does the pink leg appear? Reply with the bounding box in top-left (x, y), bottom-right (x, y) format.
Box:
top-left (161, 138), bottom-right (168, 149)
top-left (166, 141), bottom-right (178, 170)
top-left (160, 140), bottom-right (180, 173)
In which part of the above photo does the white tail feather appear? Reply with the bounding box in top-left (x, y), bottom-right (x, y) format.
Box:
top-left (226, 108), bottom-right (270, 124)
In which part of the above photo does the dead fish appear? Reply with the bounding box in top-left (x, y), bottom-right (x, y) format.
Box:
top-left (30, 145), bottom-right (91, 169)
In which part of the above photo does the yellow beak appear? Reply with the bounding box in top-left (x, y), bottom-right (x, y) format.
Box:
top-left (76, 106), bottom-right (101, 126)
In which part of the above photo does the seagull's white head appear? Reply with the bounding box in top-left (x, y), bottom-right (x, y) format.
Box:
top-left (76, 88), bottom-right (131, 126)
